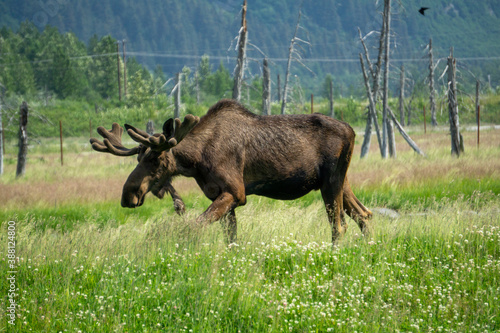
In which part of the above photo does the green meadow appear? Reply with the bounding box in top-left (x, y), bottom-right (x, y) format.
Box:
top-left (1, 127), bottom-right (499, 332)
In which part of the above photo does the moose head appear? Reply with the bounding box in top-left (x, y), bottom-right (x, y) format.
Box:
top-left (90, 115), bottom-right (199, 212)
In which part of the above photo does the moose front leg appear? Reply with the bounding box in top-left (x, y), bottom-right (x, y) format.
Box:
top-left (197, 192), bottom-right (240, 226)
top-left (221, 209), bottom-right (237, 244)
top-left (157, 181), bottom-right (186, 215)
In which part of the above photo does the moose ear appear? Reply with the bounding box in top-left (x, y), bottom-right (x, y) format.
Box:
top-left (163, 119), bottom-right (175, 138)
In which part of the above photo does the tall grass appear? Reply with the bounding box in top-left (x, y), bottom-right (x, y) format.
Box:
top-left (1, 194), bottom-right (499, 332)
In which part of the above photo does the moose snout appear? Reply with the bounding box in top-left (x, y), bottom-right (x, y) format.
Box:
top-left (121, 193), bottom-right (141, 208)
top-left (121, 184), bottom-right (146, 208)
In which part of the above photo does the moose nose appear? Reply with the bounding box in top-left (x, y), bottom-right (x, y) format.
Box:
top-left (121, 194), bottom-right (140, 208)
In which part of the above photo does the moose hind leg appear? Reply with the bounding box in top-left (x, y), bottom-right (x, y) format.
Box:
top-left (321, 182), bottom-right (346, 246)
top-left (343, 178), bottom-right (372, 236)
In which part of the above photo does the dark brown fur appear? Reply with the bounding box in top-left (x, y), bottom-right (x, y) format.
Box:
top-left (92, 99), bottom-right (372, 245)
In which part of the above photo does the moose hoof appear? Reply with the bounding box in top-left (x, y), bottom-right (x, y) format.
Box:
top-left (174, 199), bottom-right (186, 215)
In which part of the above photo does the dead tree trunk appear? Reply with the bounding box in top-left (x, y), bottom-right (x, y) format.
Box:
top-left (447, 48), bottom-right (461, 156)
top-left (358, 27), bottom-right (384, 157)
top-left (388, 107), bottom-right (425, 156)
top-left (262, 58), bottom-right (271, 115)
top-left (429, 39), bottom-right (437, 127)
top-left (122, 40), bottom-right (127, 99)
top-left (232, 0), bottom-right (248, 102)
top-left (359, 54), bottom-right (383, 158)
top-left (174, 72), bottom-right (181, 119)
top-left (277, 74), bottom-right (281, 103)
top-left (329, 78), bottom-right (335, 118)
top-left (281, 8), bottom-right (302, 114)
top-left (116, 42), bottom-right (122, 101)
top-left (382, 0), bottom-right (395, 158)
top-left (16, 101), bottom-right (29, 178)
top-left (195, 71), bottom-right (200, 104)
top-left (399, 65), bottom-right (405, 126)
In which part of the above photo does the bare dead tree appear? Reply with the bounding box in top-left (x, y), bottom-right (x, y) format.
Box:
top-left (277, 74), bottom-right (281, 103)
top-left (429, 38), bottom-right (437, 126)
top-left (195, 71), bottom-right (200, 104)
top-left (329, 78), bottom-right (335, 118)
top-left (399, 65), bottom-right (405, 126)
top-left (358, 2), bottom-right (424, 159)
top-left (359, 54), bottom-right (383, 158)
top-left (122, 40), bottom-right (127, 99)
top-left (281, 3), bottom-right (312, 114)
top-left (447, 48), bottom-right (461, 156)
top-left (388, 107), bottom-right (425, 156)
top-left (232, 0), bottom-right (248, 102)
top-left (16, 102), bottom-right (28, 178)
top-left (116, 42), bottom-right (122, 101)
top-left (174, 72), bottom-right (182, 119)
top-left (262, 58), bottom-right (271, 115)
top-left (382, 0), bottom-right (396, 158)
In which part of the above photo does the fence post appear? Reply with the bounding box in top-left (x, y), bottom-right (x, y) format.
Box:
top-left (59, 120), bottom-right (63, 166)
top-left (476, 80), bottom-right (480, 148)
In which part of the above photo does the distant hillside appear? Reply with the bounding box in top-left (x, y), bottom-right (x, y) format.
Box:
top-left (1, 0), bottom-right (500, 89)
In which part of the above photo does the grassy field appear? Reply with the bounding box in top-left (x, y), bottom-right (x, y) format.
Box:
top-left (0, 127), bottom-right (499, 332)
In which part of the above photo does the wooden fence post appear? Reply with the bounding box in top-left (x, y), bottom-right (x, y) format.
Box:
top-left (476, 80), bottom-right (480, 148)
top-left (16, 102), bottom-right (29, 177)
top-left (59, 120), bottom-right (63, 166)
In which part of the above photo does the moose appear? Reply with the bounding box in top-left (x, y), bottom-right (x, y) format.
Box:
top-left (91, 99), bottom-right (372, 245)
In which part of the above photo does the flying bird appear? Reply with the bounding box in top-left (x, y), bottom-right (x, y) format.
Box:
top-left (419, 7), bottom-right (429, 16)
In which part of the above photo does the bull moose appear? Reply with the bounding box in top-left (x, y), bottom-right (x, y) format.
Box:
top-left (91, 99), bottom-right (371, 245)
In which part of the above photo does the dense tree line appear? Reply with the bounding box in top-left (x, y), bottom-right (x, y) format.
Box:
top-left (0, 22), bottom-right (239, 104)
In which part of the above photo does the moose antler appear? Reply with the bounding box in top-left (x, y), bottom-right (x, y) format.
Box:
top-left (90, 123), bottom-right (140, 156)
top-left (125, 115), bottom-right (200, 151)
